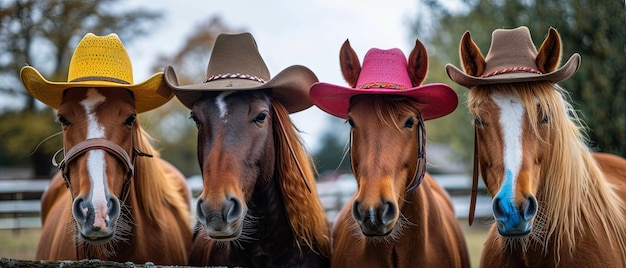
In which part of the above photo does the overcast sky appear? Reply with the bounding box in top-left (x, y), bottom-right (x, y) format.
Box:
top-left (118, 0), bottom-right (422, 151)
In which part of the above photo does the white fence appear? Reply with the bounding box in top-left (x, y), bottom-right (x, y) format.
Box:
top-left (0, 173), bottom-right (492, 229)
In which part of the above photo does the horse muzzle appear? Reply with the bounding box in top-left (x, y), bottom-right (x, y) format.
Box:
top-left (72, 195), bottom-right (120, 244)
top-left (352, 199), bottom-right (397, 236)
top-left (196, 196), bottom-right (244, 240)
top-left (492, 195), bottom-right (537, 237)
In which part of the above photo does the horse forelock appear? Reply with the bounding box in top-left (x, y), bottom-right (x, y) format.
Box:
top-left (470, 82), bottom-right (626, 260)
top-left (271, 100), bottom-right (331, 257)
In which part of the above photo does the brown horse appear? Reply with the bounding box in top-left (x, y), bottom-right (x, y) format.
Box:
top-left (455, 28), bottom-right (626, 266)
top-left (185, 91), bottom-right (330, 267)
top-left (329, 40), bottom-right (470, 267)
top-left (37, 87), bottom-right (192, 264)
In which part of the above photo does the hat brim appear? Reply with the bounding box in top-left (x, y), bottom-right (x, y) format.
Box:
top-left (20, 66), bottom-right (173, 113)
top-left (164, 65), bottom-right (317, 113)
top-left (309, 82), bottom-right (458, 120)
top-left (446, 53), bottom-right (581, 88)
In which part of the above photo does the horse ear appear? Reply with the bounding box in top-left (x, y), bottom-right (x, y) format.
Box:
top-left (536, 27), bottom-right (562, 73)
top-left (407, 38), bottom-right (428, 86)
top-left (340, 39), bottom-right (361, 88)
top-left (460, 31), bottom-right (486, 76)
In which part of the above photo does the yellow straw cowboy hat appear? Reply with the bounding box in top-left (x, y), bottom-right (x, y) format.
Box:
top-left (20, 33), bottom-right (173, 113)
top-left (164, 32), bottom-right (318, 113)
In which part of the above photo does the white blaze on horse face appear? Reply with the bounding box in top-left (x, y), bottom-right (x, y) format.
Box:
top-left (492, 93), bottom-right (525, 201)
top-left (216, 91), bottom-right (234, 121)
top-left (79, 89), bottom-right (110, 227)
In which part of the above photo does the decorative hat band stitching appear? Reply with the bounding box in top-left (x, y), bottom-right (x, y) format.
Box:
top-left (204, 73), bottom-right (266, 83)
top-left (479, 67), bottom-right (542, 78)
top-left (70, 76), bottom-right (131, 84)
top-left (358, 82), bottom-right (407, 90)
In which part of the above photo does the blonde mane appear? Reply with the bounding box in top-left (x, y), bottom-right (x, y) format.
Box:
top-left (470, 82), bottom-right (626, 259)
top-left (271, 100), bottom-right (331, 257)
top-left (131, 122), bottom-right (190, 230)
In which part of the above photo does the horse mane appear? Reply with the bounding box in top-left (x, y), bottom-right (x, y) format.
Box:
top-left (131, 121), bottom-right (190, 230)
top-left (271, 100), bottom-right (331, 257)
top-left (470, 82), bottom-right (626, 259)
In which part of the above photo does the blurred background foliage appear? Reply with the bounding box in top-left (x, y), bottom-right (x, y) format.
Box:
top-left (0, 0), bottom-right (624, 178)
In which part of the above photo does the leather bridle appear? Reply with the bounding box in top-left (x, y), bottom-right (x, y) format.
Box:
top-left (52, 128), bottom-right (152, 203)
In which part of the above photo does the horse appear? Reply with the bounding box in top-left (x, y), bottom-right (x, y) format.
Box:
top-left (457, 28), bottom-right (626, 266)
top-left (329, 40), bottom-right (470, 267)
top-left (185, 91), bottom-right (330, 267)
top-left (37, 87), bottom-right (192, 264)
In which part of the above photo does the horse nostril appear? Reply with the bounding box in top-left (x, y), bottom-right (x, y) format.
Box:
top-left (523, 195), bottom-right (538, 220)
top-left (196, 198), bottom-right (206, 220)
top-left (72, 197), bottom-right (87, 223)
top-left (352, 200), bottom-right (364, 222)
top-left (107, 196), bottom-right (120, 219)
top-left (224, 197), bottom-right (242, 223)
top-left (492, 197), bottom-right (507, 220)
top-left (380, 201), bottom-right (397, 225)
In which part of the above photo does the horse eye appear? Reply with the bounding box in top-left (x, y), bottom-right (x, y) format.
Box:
top-left (474, 117), bottom-right (485, 127)
top-left (124, 114), bottom-right (136, 126)
top-left (404, 117), bottom-right (415, 129)
top-left (58, 116), bottom-right (70, 126)
top-left (253, 112), bottom-right (268, 124)
top-left (540, 114), bottom-right (549, 124)
top-left (347, 117), bottom-right (356, 128)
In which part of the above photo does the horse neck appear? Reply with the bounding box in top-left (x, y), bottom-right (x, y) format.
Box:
top-left (248, 177), bottom-right (294, 246)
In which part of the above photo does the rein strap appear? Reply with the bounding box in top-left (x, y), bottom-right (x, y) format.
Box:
top-left (469, 126), bottom-right (480, 226)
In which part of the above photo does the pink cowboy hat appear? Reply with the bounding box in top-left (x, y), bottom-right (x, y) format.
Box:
top-left (310, 47), bottom-right (457, 120)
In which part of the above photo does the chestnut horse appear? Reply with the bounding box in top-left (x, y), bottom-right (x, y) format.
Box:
top-left (186, 91), bottom-right (330, 267)
top-left (330, 40), bottom-right (470, 267)
top-left (458, 29), bottom-right (626, 266)
top-left (37, 87), bottom-right (192, 264)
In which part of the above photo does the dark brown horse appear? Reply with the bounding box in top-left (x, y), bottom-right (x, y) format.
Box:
top-left (452, 27), bottom-right (626, 267)
top-left (185, 90), bottom-right (330, 267)
top-left (327, 40), bottom-right (470, 267)
top-left (36, 87), bottom-right (192, 264)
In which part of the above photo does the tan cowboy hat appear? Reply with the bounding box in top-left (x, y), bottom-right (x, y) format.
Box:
top-left (446, 26), bottom-right (581, 88)
top-left (164, 32), bottom-right (318, 113)
top-left (20, 33), bottom-right (173, 113)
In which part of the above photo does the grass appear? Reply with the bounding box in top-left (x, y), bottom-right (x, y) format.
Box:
top-left (0, 222), bottom-right (492, 267)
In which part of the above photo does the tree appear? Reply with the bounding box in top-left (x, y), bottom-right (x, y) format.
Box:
top-left (411, 0), bottom-right (626, 161)
top-left (0, 0), bottom-right (162, 176)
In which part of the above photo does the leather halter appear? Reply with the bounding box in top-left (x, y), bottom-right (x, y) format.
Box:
top-left (53, 130), bottom-right (152, 203)
top-left (350, 114), bottom-right (427, 193)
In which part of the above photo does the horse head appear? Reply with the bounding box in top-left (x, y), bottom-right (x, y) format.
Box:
top-left (461, 29), bottom-right (564, 237)
top-left (341, 40), bottom-right (428, 236)
top-left (57, 87), bottom-right (139, 244)
top-left (191, 90), bottom-right (275, 240)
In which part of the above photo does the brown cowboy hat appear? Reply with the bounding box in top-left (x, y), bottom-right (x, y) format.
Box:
top-left (164, 32), bottom-right (318, 113)
top-left (446, 26), bottom-right (581, 88)
top-left (20, 33), bottom-right (173, 113)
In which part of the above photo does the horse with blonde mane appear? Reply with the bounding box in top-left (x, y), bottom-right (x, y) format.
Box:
top-left (164, 32), bottom-right (330, 267)
top-left (20, 33), bottom-right (192, 264)
top-left (447, 26), bottom-right (626, 267)
top-left (311, 39), bottom-right (470, 267)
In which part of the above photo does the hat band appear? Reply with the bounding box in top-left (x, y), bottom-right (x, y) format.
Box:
top-left (70, 76), bottom-right (131, 84)
top-left (479, 67), bottom-right (542, 78)
top-left (358, 82), bottom-right (407, 90)
top-left (205, 73), bottom-right (266, 83)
